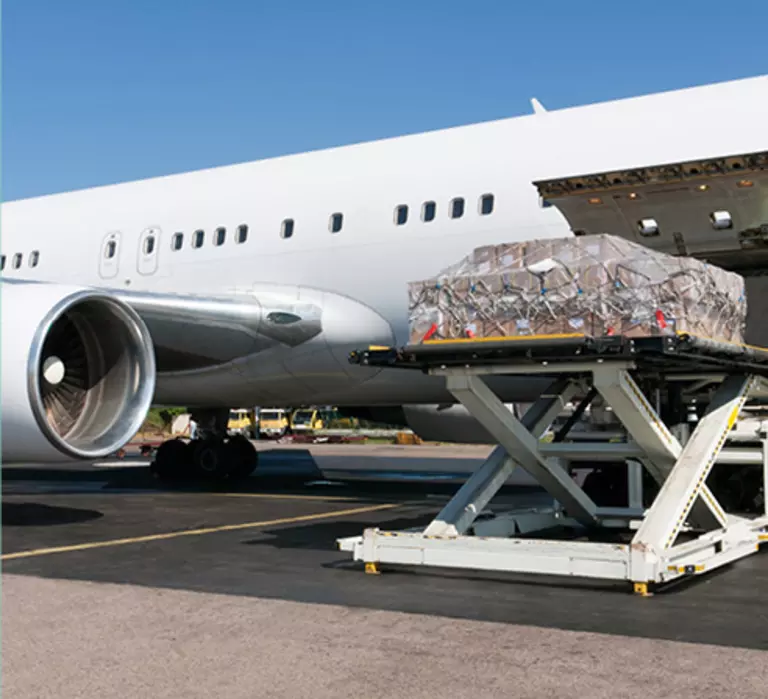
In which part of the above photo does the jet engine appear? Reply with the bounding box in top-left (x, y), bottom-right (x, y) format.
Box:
top-left (1, 281), bottom-right (156, 462)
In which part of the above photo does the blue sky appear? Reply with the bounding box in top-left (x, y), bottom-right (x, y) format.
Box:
top-left (3, 0), bottom-right (767, 201)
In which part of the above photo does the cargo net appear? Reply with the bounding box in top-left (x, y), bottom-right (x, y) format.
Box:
top-left (408, 234), bottom-right (746, 344)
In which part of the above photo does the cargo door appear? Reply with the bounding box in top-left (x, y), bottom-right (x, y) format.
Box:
top-left (532, 150), bottom-right (768, 275)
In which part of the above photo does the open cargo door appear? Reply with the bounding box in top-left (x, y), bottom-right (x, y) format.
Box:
top-left (532, 150), bottom-right (768, 345)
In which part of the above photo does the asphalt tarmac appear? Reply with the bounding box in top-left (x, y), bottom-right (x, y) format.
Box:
top-left (4, 448), bottom-right (768, 698)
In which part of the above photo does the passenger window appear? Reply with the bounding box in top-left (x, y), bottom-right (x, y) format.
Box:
top-left (12, 253), bottom-right (22, 269)
top-left (236, 224), bottom-right (248, 244)
top-left (329, 212), bottom-right (343, 233)
top-left (192, 229), bottom-right (205, 248)
top-left (105, 241), bottom-right (117, 259)
top-left (281, 218), bottom-right (294, 239)
top-left (143, 236), bottom-right (156, 255)
top-left (422, 201), bottom-right (436, 222)
top-left (172, 232), bottom-right (184, 251)
top-left (214, 227), bottom-right (226, 246)
top-left (29, 250), bottom-right (40, 267)
top-left (1, 255), bottom-right (5, 270)
top-left (479, 193), bottom-right (494, 215)
top-left (450, 197), bottom-right (465, 219)
top-left (395, 205), bottom-right (408, 225)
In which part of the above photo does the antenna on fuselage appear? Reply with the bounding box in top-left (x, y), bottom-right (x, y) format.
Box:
top-left (530, 97), bottom-right (547, 114)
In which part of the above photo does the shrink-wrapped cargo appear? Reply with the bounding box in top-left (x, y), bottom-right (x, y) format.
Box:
top-left (408, 234), bottom-right (746, 344)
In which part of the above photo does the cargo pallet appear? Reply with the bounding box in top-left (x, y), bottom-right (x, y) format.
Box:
top-left (337, 333), bottom-right (768, 595)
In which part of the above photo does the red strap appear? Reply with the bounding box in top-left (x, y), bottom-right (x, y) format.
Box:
top-left (422, 323), bottom-right (438, 342)
top-left (655, 309), bottom-right (667, 329)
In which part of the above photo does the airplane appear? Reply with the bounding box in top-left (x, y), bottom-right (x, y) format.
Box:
top-left (3, 73), bottom-right (767, 483)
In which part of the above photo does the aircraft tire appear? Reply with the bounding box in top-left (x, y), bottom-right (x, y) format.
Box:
top-left (191, 439), bottom-right (231, 481)
top-left (225, 435), bottom-right (259, 481)
top-left (151, 438), bottom-right (192, 481)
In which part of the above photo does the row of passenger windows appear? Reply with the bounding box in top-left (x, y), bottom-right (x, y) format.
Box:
top-left (172, 223), bottom-right (252, 252)
top-left (1, 251), bottom-right (40, 271)
top-left (394, 194), bottom-right (495, 224)
top-left (100, 223), bottom-right (256, 260)
top-left (4, 193), bottom-right (497, 268)
top-left (8, 193), bottom-right (497, 267)
top-left (158, 193), bottom-right (495, 253)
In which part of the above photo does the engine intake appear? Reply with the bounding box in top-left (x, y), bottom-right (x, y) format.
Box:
top-left (2, 282), bottom-right (156, 461)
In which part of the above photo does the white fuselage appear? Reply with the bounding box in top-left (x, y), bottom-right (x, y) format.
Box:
top-left (3, 74), bottom-right (768, 408)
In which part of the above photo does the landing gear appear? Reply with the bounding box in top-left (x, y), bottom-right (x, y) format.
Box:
top-left (150, 408), bottom-right (258, 485)
top-left (150, 438), bottom-right (192, 481)
top-left (191, 439), bottom-right (228, 479)
top-left (224, 434), bottom-right (259, 480)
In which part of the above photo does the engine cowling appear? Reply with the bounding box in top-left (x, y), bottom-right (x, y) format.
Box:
top-left (337, 404), bottom-right (518, 444)
top-left (1, 281), bottom-right (156, 462)
top-left (402, 404), bottom-right (501, 444)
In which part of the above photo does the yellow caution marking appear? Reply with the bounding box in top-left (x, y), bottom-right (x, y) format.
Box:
top-left (1, 503), bottom-right (399, 561)
top-left (633, 582), bottom-right (652, 597)
top-left (668, 564), bottom-right (705, 573)
top-left (623, 372), bottom-right (674, 445)
top-left (727, 406), bottom-right (741, 430)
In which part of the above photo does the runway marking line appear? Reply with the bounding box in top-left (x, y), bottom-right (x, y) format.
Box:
top-left (1, 502), bottom-right (398, 561)
top-left (210, 492), bottom-right (382, 503)
top-left (2, 490), bottom-right (383, 504)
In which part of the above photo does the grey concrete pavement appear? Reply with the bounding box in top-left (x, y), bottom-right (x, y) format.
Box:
top-left (5, 573), bottom-right (768, 699)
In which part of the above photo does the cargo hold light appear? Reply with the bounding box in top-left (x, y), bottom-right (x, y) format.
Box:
top-left (710, 210), bottom-right (733, 230)
top-left (637, 218), bottom-right (659, 237)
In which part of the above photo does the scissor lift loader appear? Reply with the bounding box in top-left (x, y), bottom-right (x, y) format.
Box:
top-left (338, 150), bottom-right (768, 594)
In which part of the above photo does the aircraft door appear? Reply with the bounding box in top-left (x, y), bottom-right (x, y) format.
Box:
top-left (137, 226), bottom-right (161, 275)
top-left (99, 231), bottom-right (121, 279)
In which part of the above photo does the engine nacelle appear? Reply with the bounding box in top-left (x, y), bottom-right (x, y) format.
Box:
top-left (337, 404), bottom-right (516, 444)
top-left (402, 404), bottom-right (502, 444)
top-left (1, 281), bottom-right (156, 462)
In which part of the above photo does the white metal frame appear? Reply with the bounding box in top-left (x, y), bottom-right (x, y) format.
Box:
top-left (338, 359), bottom-right (768, 594)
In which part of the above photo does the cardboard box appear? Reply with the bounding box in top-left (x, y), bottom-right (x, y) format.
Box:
top-left (408, 234), bottom-right (747, 345)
